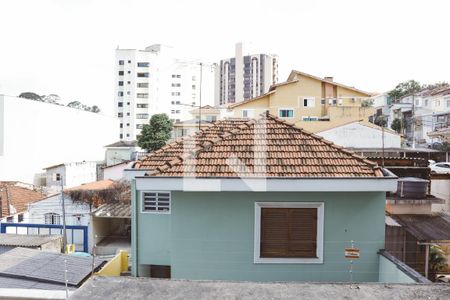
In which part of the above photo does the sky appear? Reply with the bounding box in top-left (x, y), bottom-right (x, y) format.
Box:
top-left (0, 0), bottom-right (449, 116)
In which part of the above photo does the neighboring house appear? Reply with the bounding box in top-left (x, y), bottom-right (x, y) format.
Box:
top-left (391, 86), bottom-right (450, 147)
top-left (0, 95), bottom-right (118, 185)
top-left (44, 161), bottom-right (99, 192)
top-left (317, 120), bottom-right (402, 149)
top-left (26, 180), bottom-right (115, 251)
top-left (172, 119), bottom-right (213, 139)
top-left (91, 203), bottom-right (131, 256)
top-left (385, 214), bottom-right (450, 279)
top-left (0, 181), bottom-right (44, 225)
top-left (102, 161), bottom-right (135, 181)
top-left (228, 70), bottom-right (374, 133)
top-left (128, 114), bottom-right (397, 282)
top-left (0, 247), bottom-right (105, 291)
top-left (0, 234), bottom-right (62, 254)
top-left (104, 141), bottom-right (141, 166)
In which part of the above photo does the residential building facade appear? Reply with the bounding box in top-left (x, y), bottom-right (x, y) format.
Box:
top-left (229, 70), bottom-right (374, 133)
top-left (216, 42), bottom-right (278, 106)
top-left (115, 44), bottom-right (216, 141)
top-left (0, 95), bottom-right (118, 185)
top-left (128, 115), bottom-right (397, 282)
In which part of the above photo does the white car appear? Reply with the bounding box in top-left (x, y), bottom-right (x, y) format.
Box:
top-left (430, 162), bottom-right (450, 174)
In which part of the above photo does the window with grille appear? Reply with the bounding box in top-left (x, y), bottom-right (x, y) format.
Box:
top-left (142, 192), bottom-right (171, 213)
top-left (254, 202), bottom-right (324, 263)
top-left (44, 213), bottom-right (61, 225)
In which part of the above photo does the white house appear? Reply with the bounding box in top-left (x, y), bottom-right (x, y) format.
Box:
top-left (104, 141), bottom-right (141, 166)
top-left (44, 161), bottom-right (99, 192)
top-left (317, 121), bottom-right (402, 149)
top-left (0, 95), bottom-right (118, 185)
top-left (102, 161), bottom-right (134, 181)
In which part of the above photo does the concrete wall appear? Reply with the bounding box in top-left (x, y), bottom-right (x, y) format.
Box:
top-left (378, 255), bottom-right (416, 283)
top-left (46, 161), bottom-right (98, 190)
top-left (134, 191), bottom-right (386, 282)
top-left (318, 122), bottom-right (401, 148)
top-left (28, 194), bottom-right (91, 226)
top-left (431, 178), bottom-right (450, 212)
top-left (0, 95), bottom-right (118, 184)
top-left (103, 162), bottom-right (134, 181)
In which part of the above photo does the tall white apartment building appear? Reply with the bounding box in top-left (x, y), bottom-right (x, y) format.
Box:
top-left (216, 43), bottom-right (279, 106)
top-left (115, 44), bottom-right (216, 141)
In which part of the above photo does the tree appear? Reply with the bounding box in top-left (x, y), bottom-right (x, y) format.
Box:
top-left (91, 105), bottom-right (101, 113)
top-left (18, 92), bottom-right (42, 101)
top-left (373, 115), bottom-right (387, 127)
top-left (41, 94), bottom-right (61, 104)
top-left (67, 101), bottom-right (82, 109)
top-left (429, 245), bottom-right (447, 281)
top-left (387, 80), bottom-right (422, 102)
top-left (138, 114), bottom-right (173, 152)
top-left (391, 118), bottom-right (404, 133)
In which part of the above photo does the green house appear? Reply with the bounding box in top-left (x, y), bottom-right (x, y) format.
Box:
top-left (129, 114), bottom-right (397, 282)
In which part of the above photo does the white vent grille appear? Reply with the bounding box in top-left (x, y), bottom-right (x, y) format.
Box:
top-left (142, 192), bottom-right (171, 213)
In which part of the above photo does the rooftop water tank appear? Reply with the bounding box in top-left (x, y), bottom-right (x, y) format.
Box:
top-left (397, 177), bottom-right (428, 199)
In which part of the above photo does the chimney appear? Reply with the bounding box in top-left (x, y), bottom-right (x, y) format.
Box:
top-left (324, 76), bottom-right (333, 82)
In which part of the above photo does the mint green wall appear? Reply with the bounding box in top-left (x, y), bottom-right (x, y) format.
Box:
top-left (378, 255), bottom-right (416, 283)
top-left (134, 191), bottom-right (386, 282)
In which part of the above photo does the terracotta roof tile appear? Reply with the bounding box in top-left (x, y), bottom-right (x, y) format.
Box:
top-left (134, 114), bottom-right (381, 178)
top-left (0, 183), bottom-right (45, 217)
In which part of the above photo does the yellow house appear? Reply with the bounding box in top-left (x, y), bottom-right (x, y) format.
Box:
top-left (228, 70), bottom-right (375, 132)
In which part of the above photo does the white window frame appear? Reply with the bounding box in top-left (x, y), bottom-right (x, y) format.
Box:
top-left (254, 202), bottom-right (324, 264)
top-left (278, 108), bottom-right (295, 118)
top-left (242, 109), bottom-right (255, 118)
top-left (300, 97), bottom-right (315, 108)
top-left (141, 191), bottom-right (171, 214)
top-left (302, 116), bottom-right (319, 121)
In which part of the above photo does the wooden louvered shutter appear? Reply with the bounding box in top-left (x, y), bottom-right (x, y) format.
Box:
top-left (261, 208), bottom-right (317, 258)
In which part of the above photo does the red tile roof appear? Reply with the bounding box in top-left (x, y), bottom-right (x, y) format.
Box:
top-left (0, 183), bottom-right (45, 217)
top-left (134, 114), bottom-right (382, 178)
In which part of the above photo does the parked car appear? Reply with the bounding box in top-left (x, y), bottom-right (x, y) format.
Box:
top-left (429, 162), bottom-right (450, 174)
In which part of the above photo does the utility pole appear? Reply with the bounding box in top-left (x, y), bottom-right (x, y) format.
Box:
top-left (198, 62), bottom-right (203, 131)
top-left (381, 115), bottom-right (385, 167)
top-left (58, 173), bottom-right (68, 252)
top-left (411, 93), bottom-right (416, 149)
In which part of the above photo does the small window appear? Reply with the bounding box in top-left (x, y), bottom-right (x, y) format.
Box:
top-left (118, 112), bottom-right (123, 117)
top-left (127, 60), bottom-right (131, 64)
top-left (44, 213), bottom-right (61, 225)
top-left (171, 83), bottom-right (181, 87)
top-left (136, 124), bottom-right (144, 129)
top-left (6, 216), bottom-right (13, 223)
top-left (118, 102), bottom-right (123, 107)
top-left (118, 91), bottom-right (124, 97)
top-left (320, 99), bottom-right (325, 105)
top-left (149, 265), bottom-right (171, 279)
top-left (302, 97), bottom-right (315, 107)
top-left (142, 191), bottom-right (171, 213)
top-left (120, 123), bottom-right (123, 128)
top-left (137, 93), bottom-right (149, 98)
top-left (118, 60), bottom-right (124, 65)
top-left (136, 113), bottom-right (149, 119)
top-left (242, 109), bottom-right (254, 118)
top-left (137, 82), bottom-right (149, 88)
top-left (137, 104), bottom-right (148, 108)
top-left (118, 71), bottom-right (124, 76)
top-left (118, 81), bottom-right (124, 86)
top-left (18, 213), bottom-right (24, 222)
top-left (279, 109), bottom-right (294, 118)
top-left (137, 72), bottom-right (149, 78)
top-left (137, 62), bottom-right (149, 67)
top-left (302, 116), bottom-right (318, 121)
